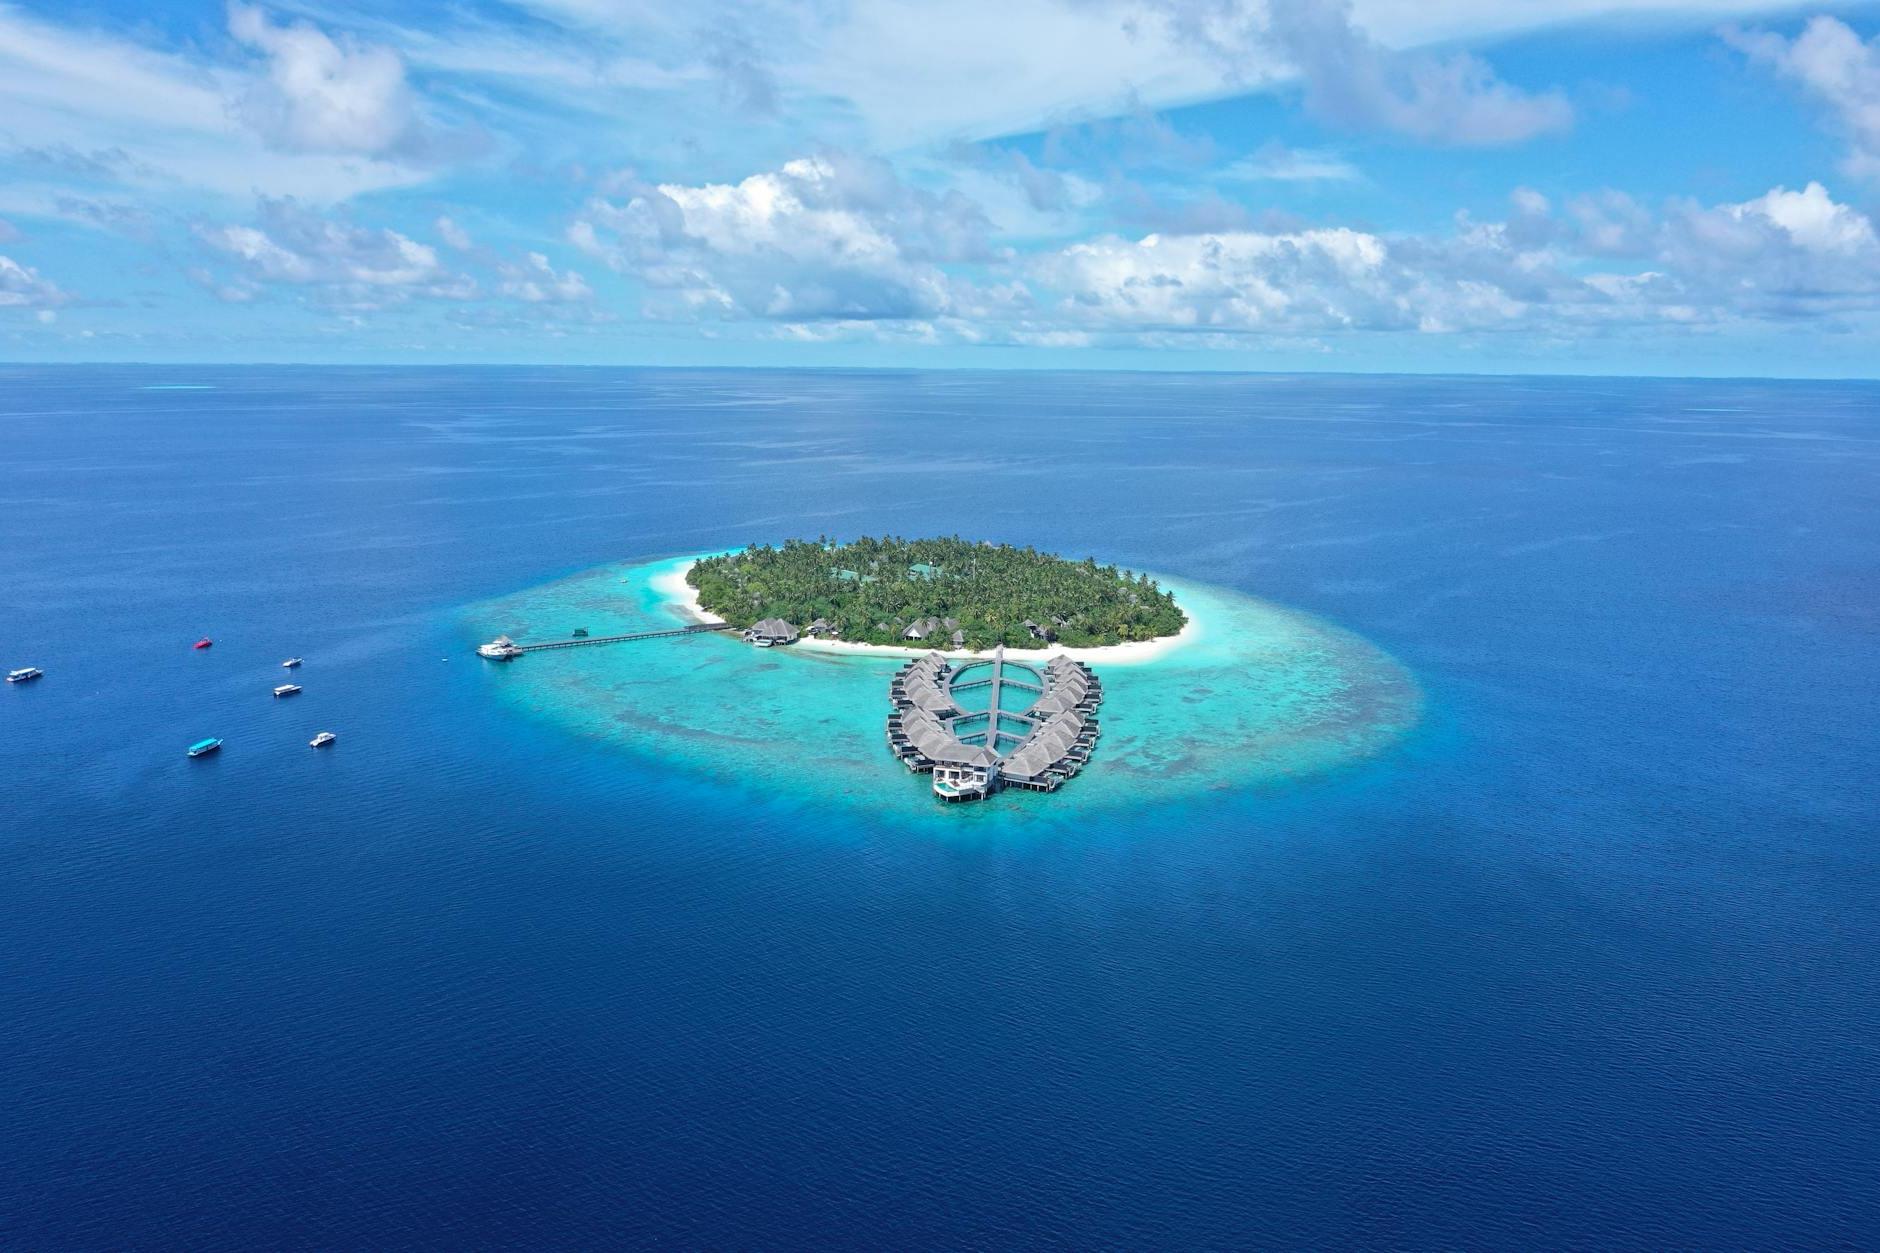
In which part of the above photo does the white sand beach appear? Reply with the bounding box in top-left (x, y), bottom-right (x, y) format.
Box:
top-left (658, 559), bottom-right (1199, 667)
top-left (650, 561), bottom-right (724, 625)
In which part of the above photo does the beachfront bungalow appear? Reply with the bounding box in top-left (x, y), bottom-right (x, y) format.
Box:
top-left (806, 618), bottom-right (836, 638)
top-left (902, 616), bottom-right (946, 641)
top-left (742, 618), bottom-right (799, 646)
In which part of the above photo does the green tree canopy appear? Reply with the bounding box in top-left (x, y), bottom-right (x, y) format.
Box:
top-left (688, 537), bottom-right (1186, 649)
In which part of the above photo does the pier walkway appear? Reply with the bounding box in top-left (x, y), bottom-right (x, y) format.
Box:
top-left (512, 623), bottom-right (734, 652)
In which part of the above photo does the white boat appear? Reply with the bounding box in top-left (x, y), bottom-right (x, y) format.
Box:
top-left (6, 666), bottom-right (42, 683)
top-left (477, 635), bottom-right (524, 660)
top-left (309, 731), bottom-right (336, 748)
top-left (273, 683), bottom-right (302, 697)
top-left (282, 658), bottom-right (303, 669)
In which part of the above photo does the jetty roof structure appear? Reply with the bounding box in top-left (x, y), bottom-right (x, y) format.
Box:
top-left (886, 646), bottom-right (1103, 802)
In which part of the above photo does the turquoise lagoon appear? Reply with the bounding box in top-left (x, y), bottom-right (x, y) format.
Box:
top-left (466, 555), bottom-right (1421, 816)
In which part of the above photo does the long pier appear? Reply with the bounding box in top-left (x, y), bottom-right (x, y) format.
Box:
top-left (512, 623), bottom-right (735, 652)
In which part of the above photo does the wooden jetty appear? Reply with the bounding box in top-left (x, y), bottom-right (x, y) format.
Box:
top-left (481, 623), bottom-right (733, 658)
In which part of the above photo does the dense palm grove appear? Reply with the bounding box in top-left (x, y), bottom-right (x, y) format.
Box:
top-left (687, 537), bottom-right (1186, 649)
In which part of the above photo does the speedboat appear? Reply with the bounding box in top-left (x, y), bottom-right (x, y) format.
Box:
top-left (187, 738), bottom-right (222, 758)
top-left (193, 637), bottom-right (213, 650)
top-left (309, 731), bottom-right (337, 748)
top-left (282, 658), bottom-right (303, 668)
top-left (273, 683), bottom-right (302, 697)
top-left (6, 667), bottom-right (42, 683)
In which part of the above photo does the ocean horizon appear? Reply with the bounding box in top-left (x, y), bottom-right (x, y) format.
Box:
top-left (4, 365), bottom-right (1876, 1248)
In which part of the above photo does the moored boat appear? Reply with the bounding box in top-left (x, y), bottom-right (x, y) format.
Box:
top-left (186, 737), bottom-right (222, 758)
top-left (6, 666), bottom-right (42, 683)
top-left (193, 637), bottom-right (213, 650)
top-left (571, 628), bottom-right (589, 638)
top-left (309, 731), bottom-right (337, 748)
top-left (282, 658), bottom-right (303, 668)
top-left (273, 683), bottom-right (302, 697)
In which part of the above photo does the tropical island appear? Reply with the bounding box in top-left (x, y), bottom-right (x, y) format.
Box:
top-left (685, 537), bottom-right (1187, 650)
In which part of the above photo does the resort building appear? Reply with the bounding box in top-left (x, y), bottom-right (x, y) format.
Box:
top-left (886, 646), bottom-right (1103, 803)
top-left (901, 615), bottom-right (956, 642)
top-left (742, 618), bottom-right (799, 647)
top-left (476, 634), bottom-right (524, 660)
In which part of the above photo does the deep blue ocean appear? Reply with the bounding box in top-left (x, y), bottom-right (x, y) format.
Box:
top-left (3, 366), bottom-right (1876, 1249)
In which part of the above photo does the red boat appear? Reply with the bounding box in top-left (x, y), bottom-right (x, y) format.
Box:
top-left (193, 637), bottom-right (213, 650)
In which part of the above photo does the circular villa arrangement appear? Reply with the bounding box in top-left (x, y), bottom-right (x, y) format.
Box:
top-left (886, 646), bottom-right (1103, 802)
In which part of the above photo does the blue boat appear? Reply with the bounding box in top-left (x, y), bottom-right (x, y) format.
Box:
top-left (186, 738), bottom-right (222, 758)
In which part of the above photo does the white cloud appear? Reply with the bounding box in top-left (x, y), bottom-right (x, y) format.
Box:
top-left (568, 142), bottom-right (1880, 345)
top-left (197, 199), bottom-right (476, 305)
top-left (571, 154), bottom-right (997, 320)
top-left (227, 4), bottom-right (422, 157)
top-left (1728, 16), bottom-right (1880, 180)
top-left (1024, 181), bottom-right (1880, 339)
top-left (1731, 181), bottom-right (1877, 252)
top-left (1648, 181), bottom-right (1880, 317)
top-left (1032, 225), bottom-right (1438, 332)
top-left (497, 252), bottom-right (593, 303)
top-left (0, 254), bottom-right (70, 309)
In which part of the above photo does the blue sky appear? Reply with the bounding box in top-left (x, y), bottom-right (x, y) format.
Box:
top-left (4, 0), bottom-right (1880, 374)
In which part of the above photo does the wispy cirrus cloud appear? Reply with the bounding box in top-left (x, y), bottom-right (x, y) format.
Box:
top-left (1729, 16), bottom-right (1880, 180)
top-left (0, 4), bottom-right (461, 203)
top-left (1217, 142), bottom-right (1359, 182)
top-left (1132, 0), bottom-right (1571, 146)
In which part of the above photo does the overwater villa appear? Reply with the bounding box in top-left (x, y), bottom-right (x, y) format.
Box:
top-left (886, 646), bottom-right (1103, 802)
top-left (742, 618), bottom-right (799, 647)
